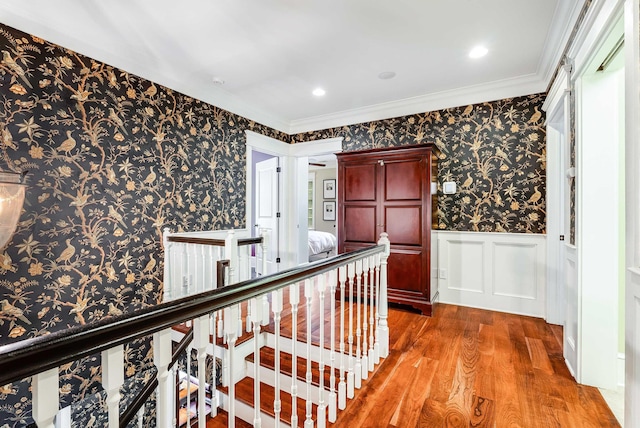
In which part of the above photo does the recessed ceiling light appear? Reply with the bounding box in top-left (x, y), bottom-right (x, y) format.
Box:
top-left (378, 71), bottom-right (396, 80)
top-left (312, 88), bottom-right (326, 97)
top-left (469, 46), bottom-right (488, 59)
top-left (212, 76), bottom-right (225, 85)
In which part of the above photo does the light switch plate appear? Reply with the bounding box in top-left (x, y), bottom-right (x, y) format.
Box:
top-left (443, 181), bottom-right (456, 194)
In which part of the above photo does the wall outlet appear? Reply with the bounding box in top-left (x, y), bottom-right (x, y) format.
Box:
top-left (439, 268), bottom-right (447, 279)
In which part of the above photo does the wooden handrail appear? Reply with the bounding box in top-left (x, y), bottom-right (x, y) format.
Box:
top-left (0, 244), bottom-right (385, 387)
top-left (166, 235), bottom-right (262, 247)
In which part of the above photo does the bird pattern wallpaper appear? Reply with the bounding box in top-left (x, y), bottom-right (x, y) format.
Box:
top-left (292, 94), bottom-right (547, 234)
top-left (0, 20), bottom-right (547, 426)
top-left (0, 23), bottom-right (288, 425)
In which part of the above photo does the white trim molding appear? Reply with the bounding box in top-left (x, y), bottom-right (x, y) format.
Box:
top-left (434, 231), bottom-right (546, 317)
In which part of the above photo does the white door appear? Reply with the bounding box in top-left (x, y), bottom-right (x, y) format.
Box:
top-left (625, 0), bottom-right (639, 424)
top-left (255, 157), bottom-right (279, 275)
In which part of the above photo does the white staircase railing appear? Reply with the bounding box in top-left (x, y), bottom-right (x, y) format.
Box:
top-left (0, 232), bottom-right (390, 428)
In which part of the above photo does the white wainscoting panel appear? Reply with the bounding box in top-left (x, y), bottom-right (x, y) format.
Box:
top-left (434, 231), bottom-right (546, 317)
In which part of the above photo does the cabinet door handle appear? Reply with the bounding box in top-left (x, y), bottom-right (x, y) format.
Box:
top-left (378, 160), bottom-right (384, 166)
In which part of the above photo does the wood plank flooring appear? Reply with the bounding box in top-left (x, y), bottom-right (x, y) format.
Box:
top-left (331, 303), bottom-right (620, 428)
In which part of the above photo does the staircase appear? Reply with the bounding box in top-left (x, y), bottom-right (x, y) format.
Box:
top-left (0, 231), bottom-right (390, 428)
top-left (170, 276), bottom-right (388, 427)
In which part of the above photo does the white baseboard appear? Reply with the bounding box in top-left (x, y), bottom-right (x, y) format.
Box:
top-left (617, 352), bottom-right (625, 387)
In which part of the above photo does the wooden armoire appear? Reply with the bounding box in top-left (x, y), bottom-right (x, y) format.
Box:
top-left (337, 144), bottom-right (436, 316)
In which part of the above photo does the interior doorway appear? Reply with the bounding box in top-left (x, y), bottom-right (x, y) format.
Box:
top-left (571, 10), bottom-right (626, 422)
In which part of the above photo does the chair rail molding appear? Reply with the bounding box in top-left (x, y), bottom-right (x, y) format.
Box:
top-left (433, 230), bottom-right (546, 317)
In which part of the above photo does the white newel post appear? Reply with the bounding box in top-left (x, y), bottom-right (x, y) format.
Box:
top-left (101, 345), bottom-right (124, 428)
top-left (32, 367), bottom-right (59, 428)
top-left (377, 232), bottom-right (390, 358)
top-left (162, 227), bottom-right (171, 302)
top-left (194, 315), bottom-right (209, 427)
top-left (154, 328), bottom-right (174, 428)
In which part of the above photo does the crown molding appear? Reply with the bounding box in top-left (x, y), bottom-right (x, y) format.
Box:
top-left (538, 0), bottom-right (587, 86)
top-left (0, 4), bottom-right (568, 137)
top-left (288, 74), bottom-right (547, 134)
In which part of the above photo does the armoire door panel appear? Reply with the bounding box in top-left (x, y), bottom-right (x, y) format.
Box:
top-left (385, 206), bottom-right (422, 246)
top-left (344, 164), bottom-right (377, 201)
top-left (385, 159), bottom-right (422, 201)
top-left (388, 250), bottom-right (424, 294)
top-left (338, 144), bottom-right (435, 316)
top-left (343, 206), bottom-right (377, 243)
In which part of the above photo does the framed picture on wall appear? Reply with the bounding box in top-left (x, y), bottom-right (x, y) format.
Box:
top-left (323, 201), bottom-right (336, 221)
top-left (323, 179), bottom-right (336, 199)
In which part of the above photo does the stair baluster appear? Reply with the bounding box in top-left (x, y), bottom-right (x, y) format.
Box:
top-left (373, 252), bottom-right (381, 364)
top-left (368, 255), bottom-right (376, 373)
top-left (289, 282), bottom-right (300, 427)
top-left (32, 367), bottom-right (58, 428)
top-left (224, 305), bottom-right (239, 428)
top-left (102, 345), bottom-right (124, 428)
top-left (346, 262), bottom-right (355, 399)
top-left (194, 314), bottom-right (209, 427)
top-left (304, 278), bottom-right (314, 428)
top-left (186, 345), bottom-right (193, 427)
top-left (317, 273), bottom-right (327, 428)
top-left (154, 328), bottom-right (174, 427)
top-left (337, 265), bottom-right (347, 410)
top-left (163, 227), bottom-right (172, 302)
top-left (251, 297), bottom-right (263, 428)
top-left (361, 257), bottom-right (369, 380)
top-left (260, 229), bottom-right (270, 326)
top-left (354, 259), bottom-right (363, 389)
top-left (210, 313), bottom-right (218, 418)
top-left (328, 269), bottom-right (338, 422)
top-left (272, 289), bottom-right (283, 426)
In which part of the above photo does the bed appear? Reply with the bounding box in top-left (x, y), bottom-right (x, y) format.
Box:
top-left (308, 230), bottom-right (337, 262)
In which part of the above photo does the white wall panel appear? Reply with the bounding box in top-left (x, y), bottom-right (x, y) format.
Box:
top-left (435, 231), bottom-right (546, 317)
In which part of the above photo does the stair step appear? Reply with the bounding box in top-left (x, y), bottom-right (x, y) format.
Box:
top-left (218, 377), bottom-right (317, 427)
top-left (173, 322), bottom-right (255, 348)
top-left (206, 408), bottom-right (253, 428)
top-left (246, 347), bottom-right (339, 389)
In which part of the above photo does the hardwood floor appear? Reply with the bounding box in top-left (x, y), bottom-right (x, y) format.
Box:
top-left (332, 303), bottom-right (620, 428)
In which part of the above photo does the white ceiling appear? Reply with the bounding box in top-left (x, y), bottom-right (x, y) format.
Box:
top-left (0, 0), bottom-right (583, 134)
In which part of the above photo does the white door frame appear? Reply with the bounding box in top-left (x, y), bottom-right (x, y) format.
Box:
top-left (571, 0), bottom-right (624, 389)
top-left (624, 0), bottom-right (640, 424)
top-left (245, 131), bottom-right (342, 268)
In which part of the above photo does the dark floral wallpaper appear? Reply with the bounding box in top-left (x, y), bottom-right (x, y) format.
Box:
top-left (292, 94), bottom-right (547, 234)
top-left (0, 22), bottom-right (288, 425)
